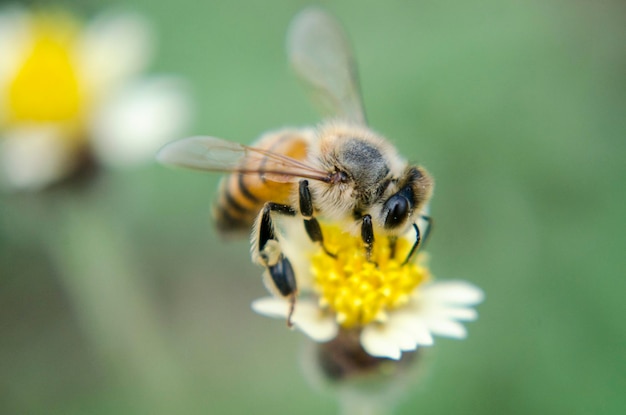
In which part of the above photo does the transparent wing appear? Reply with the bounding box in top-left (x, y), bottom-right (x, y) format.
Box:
top-left (287, 7), bottom-right (367, 124)
top-left (157, 136), bottom-right (330, 183)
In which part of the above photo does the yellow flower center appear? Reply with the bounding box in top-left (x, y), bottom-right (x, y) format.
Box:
top-left (6, 13), bottom-right (84, 124)
top-left (311, 225), bottom-right (430, 328)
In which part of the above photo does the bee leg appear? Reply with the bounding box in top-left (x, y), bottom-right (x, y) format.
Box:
top-left (299, 180), bottom-right (336, 258)
top-left (388, 236), bottom-right (398, 259)
top-left (402, 216), bottom-right (432, 265)
top-left (402, 223), bottom-right (421, 266)
top-left (257, 202), bottom-right (297, 266)
top-left (361, 215), bottom-right (375, 262)
top-left (420, 215), bottom-right (433, 248)
top-left (267, 256), bottom-right (297, 328)
top-left (256, 202), bottom-right (298, 326)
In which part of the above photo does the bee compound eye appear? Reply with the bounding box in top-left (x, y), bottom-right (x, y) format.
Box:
top-left (383, 194), bottom-right (409, 229)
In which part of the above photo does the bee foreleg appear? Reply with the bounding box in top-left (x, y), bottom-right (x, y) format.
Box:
top-left (420, 215), bottom-right (433, 248)
top-left (361, 214), bottom-right (375, 261)
top-left (299, 180), bottom-right (336, 258)
top-left (401, 215), bottom-right (433, 265)
top-left (402, 223), bottom-right (420, 265)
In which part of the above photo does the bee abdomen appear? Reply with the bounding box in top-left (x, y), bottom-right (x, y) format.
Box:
top-left (213, 174), bottom-right (264, 235)
top-left (212, 128), bottom-right (312, 236)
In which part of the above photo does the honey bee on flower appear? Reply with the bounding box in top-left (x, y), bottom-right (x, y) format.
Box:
top-left (0, 7), bottom-right (191, 191)
top-left (158, 7), bottom-right (483, 362)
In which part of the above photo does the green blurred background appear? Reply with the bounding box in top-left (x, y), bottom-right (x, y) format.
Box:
top-left (1, 0), bottom-right (625, 414)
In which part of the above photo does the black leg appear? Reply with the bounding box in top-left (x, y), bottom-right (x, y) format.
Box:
top-left (402, 223), bottom-right (421, 266)
top-left (388, 236), bottom-right (398, 259)
top-left (420, 215), bottom-right (433, 248)
top-left (255, 202), bottom-right (298, 326)
top-left (299, 180), bottom-right (335, 257)
top-left (299, 180), bottom-right (314, 217)
top-left (304, 218), bottom-right (336, 258)
top-left (402, 215), bottom-right (433, 265)
top-left (258, 202), bottom-right (296, 263)
top-left (267, 256), bottom-right (297, 328)
top-left (361, 214), bottom-right (374, 261)
top-left (268, 255), bottom-right (296, 297)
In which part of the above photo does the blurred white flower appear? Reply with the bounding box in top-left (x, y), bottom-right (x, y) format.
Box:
top-left (0, 7), bottom-right (192, 191)
top-left (252, 223), bottom-right (484, 360)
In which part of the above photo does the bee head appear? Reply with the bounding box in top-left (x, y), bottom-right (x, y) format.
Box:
top-left (380, 166), bottom-right (433, 231)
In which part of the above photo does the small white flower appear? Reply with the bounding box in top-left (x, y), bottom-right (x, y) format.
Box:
top-left (252, 223), bottom-right (484, 360)
top-left (252, 297), bottom-right (338, 342)
top-left (0, 7), bottom-right (192, 191)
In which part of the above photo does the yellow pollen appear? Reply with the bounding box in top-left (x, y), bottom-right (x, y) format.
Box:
top-left (311, 225), bottom-right (430, 328)
top-left (7, 13), bottom-right (83, 124)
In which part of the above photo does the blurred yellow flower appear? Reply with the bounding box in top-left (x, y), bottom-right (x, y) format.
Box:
top-left (252, 221), bottom-right (484, 360)
top-left (0, 7), bottom-right (191, 190)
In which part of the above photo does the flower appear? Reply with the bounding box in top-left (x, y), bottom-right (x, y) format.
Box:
top-left (252, 222), bottom-right (484, 360)
top-left (0, 7), bottom-right (191, 191)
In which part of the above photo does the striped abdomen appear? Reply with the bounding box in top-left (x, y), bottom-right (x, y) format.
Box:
top-left (213, 128), bottom-right (312, 236)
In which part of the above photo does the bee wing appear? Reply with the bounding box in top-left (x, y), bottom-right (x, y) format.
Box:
top-left (157, 136), bottom-right (330, 183)
top-left (288, 7), bottom-right (367, 125)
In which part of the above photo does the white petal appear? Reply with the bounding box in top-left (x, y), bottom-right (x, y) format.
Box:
top-left (90, 76), bottom-right (192, 167)
top-left (335, 280), bottom-right (487, 358)
top-left (389, 313), bottom-right (434, 346)
top-left (424, 318), bottom-right (468, 339)
top-left (360, 325), bottom-right (402, 360)
top-left (292, 303), bottom-right (338, 342)
top-left (251, 296), bottom-right (291, 319)
top-left (0, 125), bottom-right (79, 191)
top-left (391, 328), bottom-right (418, 352)
top-left (77, 11), bottom-right (153, 100)
top-left (369, 319), bottom-right (418, 352)
top-left (251, 297), bottom-right (337, 342)
top-left (421, 281), bottom-right (485, 306)
top-left (431, 305), bottom-right (478, 321)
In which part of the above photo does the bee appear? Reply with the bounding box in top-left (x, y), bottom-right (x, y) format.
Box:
top-left (157, 8), bottom-right (434, 326)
